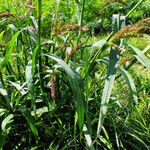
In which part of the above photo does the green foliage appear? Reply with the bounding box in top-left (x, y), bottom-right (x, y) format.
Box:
top-left (0, 0), bottom-right (150, 149)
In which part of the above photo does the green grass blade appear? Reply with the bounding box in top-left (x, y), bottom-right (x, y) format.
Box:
top-left (44, 54), bottom-right (85, 130)
top-left (9, 81), bottom-right (27, 96)
top-left (90, 39), bottom-right (107, 54)
top-left (88, 41), bottom-right (108, 74)
top-left (30, 16), bottom-right (38, 31)
top-left (26, 60), bottom-right (36, 115)
top-left (27, 28), bottom-right (38, 43)
top-left (38, 0), bottom-right (44, 89)
top-left (0, 31), bottom-right (5, 43)
top-left (97, 48), bottom-right (121, 136)
top-left (97, 58), bottom-right (138, 104)
top-left (26, 61), bottom-right (33, 94)
top-left (32, 46), bottom-right (38, 76)
top-left (102, 126), bottom-right (113, 149)
top-left (117, 67), bottom-right (138, 104)
top-left (126, 0), bottom-right (144, 18)
top-left (127, 133), bottom-right (149, 150)
top-left (0, 108), bottom-right (7, 117)
top-left (0, 31), bottom-right (20, 70)
top-left (83, 124), bottom-right (95, 150)
top-left (19, 106), bottom-right (38, 142)
top-left (142, 44), bottom-right (150, 54)
top-left (129, 45), bottom-right (150, 70)
top-left (0, 132), bottom-right (5, 150)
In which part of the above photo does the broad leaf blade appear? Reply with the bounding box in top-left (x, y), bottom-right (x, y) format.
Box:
top-left (9, 81), bottom-right (27, 96)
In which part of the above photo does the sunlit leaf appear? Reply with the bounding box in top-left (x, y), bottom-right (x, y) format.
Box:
top-left (129, 45), bottom-right (150, 70)
top-left (0, 82), bottom-right (10, 105)
top-left (1, 114), bottom-right (14, 133)
top-left (90, 39), bottom-right (107, 54)
top-left (0, 108), bottom-right (7, 117)
top-left (83, 124), bottom-right (95, 150)
top-left (31, 106), bottom-right (48, 117)
top-left (9, 81), bottom-right (27, 96)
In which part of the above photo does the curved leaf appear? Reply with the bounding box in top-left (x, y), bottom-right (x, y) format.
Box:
top-left (19, 106), bottom-right (38, 138)
top-left (129, 45), bottom-right (150, 70)
top-left (44, 54), bottom-right (85, 130)
top-left (0, 31), bottom-right (20, 69)
top-left (90, 39), bottom-right (107, 54)
top-left (97, 59), bottom-right (138, 104)
top-left (1, 114), bottom-right (14, 133)
top-left (97, 48), bottom-right (121, 136)
top-left (117, 67), bottom-right (138, 104)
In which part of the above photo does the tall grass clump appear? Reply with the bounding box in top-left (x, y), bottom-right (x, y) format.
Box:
top-left (0, 0), bottom-right (149, 149)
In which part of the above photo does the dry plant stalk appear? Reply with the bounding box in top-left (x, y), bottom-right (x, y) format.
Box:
top-left (0, 12), bottom-right (16, 18)
top-left (66, 41), bottom-right (86, 59)
top-left (111, 44), bottom-right (126, 52)
top-left (50, 73), bottom-right (57, 101)
top-left (53, 23), bottom-right (89, 35)
top-left (120, 57), bottom-right (133, 65)
top-left (136, 17), bottom-right (150, 25)
top-left (63, 24), bottom-right (89, 31)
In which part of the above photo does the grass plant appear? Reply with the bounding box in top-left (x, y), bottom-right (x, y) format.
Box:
top-left (0, 0), bottom-right (149, 149)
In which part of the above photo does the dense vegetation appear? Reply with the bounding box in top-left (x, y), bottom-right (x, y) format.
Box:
top-left (0, 0), bottom-right (150, 149)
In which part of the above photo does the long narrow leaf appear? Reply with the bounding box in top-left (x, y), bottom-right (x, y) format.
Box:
top-left (26, 61), bottom-right (33, 93)
top-left (0, 109), bottom-right (7, 117)
top-left (83, 124), bottom-right (95, 150)
top-left (0, 31), bottom-right (5, 44)
top-left (44, 54), bottom-right (85, 130)
top-left (19, 106), bottom-right (38, 140)
top-left (97, 58), bottom-right (138, 104)
top-left (129, 45), bottom-right (150, 70)
top-left (26, 61), bottom-right (36, 114)
top-left (97, 48), bottom-right (121, 136)
top-left (0, 31), bottom-right (20, 69)
top-left (117, 67), bottom-right (138, 104)
top-left (0, 82), bottom-right (10, 107)
top-left (32, 46), bottom-right (38, 76)
top-left (127, 133), bottom-right (149, 150)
